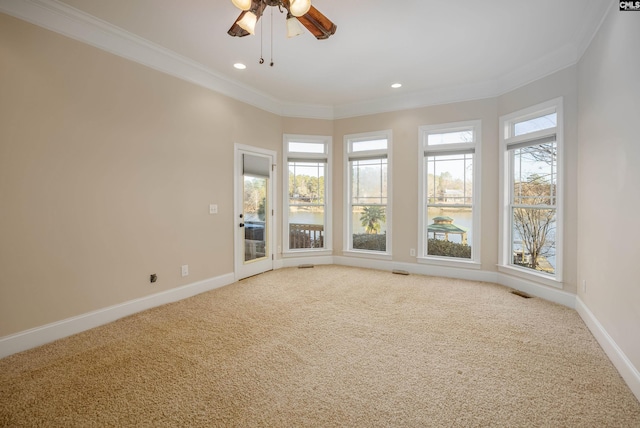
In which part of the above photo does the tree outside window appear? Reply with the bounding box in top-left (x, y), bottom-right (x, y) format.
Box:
top-left (511, 143), bottom-right (557, 274)
top-left (500, 98), bottom-right (563, 282)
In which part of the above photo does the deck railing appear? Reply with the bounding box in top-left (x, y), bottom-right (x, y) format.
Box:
top-left (289, 223), bottom-right (324, 249)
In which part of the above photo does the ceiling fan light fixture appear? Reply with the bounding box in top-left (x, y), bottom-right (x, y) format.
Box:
top-left (289, 0), bottom-right (311, 17)
top-left (237, 11), bottom-right (258, 34)
top-left (231, 0), bottom-right (252, 11)
top-left (286, 14), bottom-right (305, 38)
top-left (228, 0), bottom-right (335, 40)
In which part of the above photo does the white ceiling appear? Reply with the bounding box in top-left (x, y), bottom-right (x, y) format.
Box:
top-left (3, 0), bottom-right (612, 118)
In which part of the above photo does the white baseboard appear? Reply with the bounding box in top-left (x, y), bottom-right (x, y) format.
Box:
top-left (0, 261), bottom-right (580, 360)
top-left (334, 256), bottom-right (575, 308)
top-left (576, 297), bottom-right (640, 402)
top-left (334, 256), bottom-right (499, 283)
top-left (497, 271), bottom-right (576, 308)
top-left (0, 272), bottom-right (235, 359)
top-left (278, 256), bottom-right (574, 308)
top-left (275, 255), bottom-right (334, 269)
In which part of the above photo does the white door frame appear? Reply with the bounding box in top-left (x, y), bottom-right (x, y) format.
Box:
top-left (234, 144), bottom-right (276, 280)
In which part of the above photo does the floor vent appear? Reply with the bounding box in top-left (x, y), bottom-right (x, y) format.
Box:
top-left (392, 269), bottom-right (410, 276)
top-left (511, 290), bottom-right (532, 299)
top-left (298, 264), bottom-right (314, 269)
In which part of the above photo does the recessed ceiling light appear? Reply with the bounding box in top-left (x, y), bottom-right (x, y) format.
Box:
top-left (391, 83), bottom-right (402, 89)
top-left (234, 63), bottom-right (247, 70)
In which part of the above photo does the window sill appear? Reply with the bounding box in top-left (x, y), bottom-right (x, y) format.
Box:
top-left (417, 257), bottom-right (481, 270)
top-left (282, 249), bottom-right (333, 258)
top-left (343, 250), bottom-right (392, 261)
top-left (497, 264), bottom-right (563, 289)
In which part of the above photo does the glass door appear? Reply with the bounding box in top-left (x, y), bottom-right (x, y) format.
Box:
top-left (235, 147), bottom-right (274, 280)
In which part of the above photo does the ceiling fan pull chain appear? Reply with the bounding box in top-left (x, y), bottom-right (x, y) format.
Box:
top-left (259, 15), bottom-right (265, 64)
top-left (270, 7), bottom-right (274, 66)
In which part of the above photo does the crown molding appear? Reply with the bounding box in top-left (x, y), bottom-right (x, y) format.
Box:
top-left (1, 0), bottom-right (609, 121)
top-left (575, 0), bottom-right (615, 61)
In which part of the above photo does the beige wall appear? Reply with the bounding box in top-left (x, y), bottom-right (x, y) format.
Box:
top-left (0, 14), bottom-right (282, 336)
top-left (577, 8), bottom-right (640, 371)
top-left (282, 117), bottom-right (334, 137)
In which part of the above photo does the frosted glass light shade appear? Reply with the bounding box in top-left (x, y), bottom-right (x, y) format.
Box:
top-left (237, 11), bottom-right (257, 34)
top-left (232, 0), bottom-right (252, 11)
top-left (289, 0), bottom-right (311, 17)
top-left (286, 16), bottom-right (305, 38)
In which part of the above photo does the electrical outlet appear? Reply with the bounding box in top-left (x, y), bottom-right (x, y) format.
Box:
top-left (410, 248), bottom-right (416, 257)
top-left (582, 279), bottom-right (587, 293)
top-left (209, 204), bottom-right (218, 214)
top-left (181, 265), bottom-right (189, 277)
top-left (277, 245), bottom-right (282, 253)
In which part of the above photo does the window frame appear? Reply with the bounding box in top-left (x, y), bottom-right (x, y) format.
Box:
top-left (417, 120), bottom-right (482, 268)
top-left (499, 98), bottom-right (564, 287)
top-left (282, 134), bottom-right (332, 256)
top-left (343, 130), bottom-right (393, 259)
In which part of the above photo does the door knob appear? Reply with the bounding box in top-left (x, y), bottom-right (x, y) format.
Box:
top-left (239, 223), bottom-right (245, 227)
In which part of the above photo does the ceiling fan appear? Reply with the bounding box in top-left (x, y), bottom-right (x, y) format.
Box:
top-left (228, 0), bottom-right (337, 40)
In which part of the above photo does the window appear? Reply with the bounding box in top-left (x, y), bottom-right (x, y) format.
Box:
top-left (418, 121), bottom-right (481, 265)
top-left (344, 130), bottom-right (392, 256)
top-left (499, 98), bottom-right (563, 284)
top-left (283, 135), bottom-right (331, 254)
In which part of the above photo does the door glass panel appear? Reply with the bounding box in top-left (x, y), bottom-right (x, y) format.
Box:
top-left (243, 175), bottom-right (268, 263)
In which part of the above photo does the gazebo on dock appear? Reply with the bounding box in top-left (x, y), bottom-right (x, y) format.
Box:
top-left (428, 216), bottom-right (467, 244)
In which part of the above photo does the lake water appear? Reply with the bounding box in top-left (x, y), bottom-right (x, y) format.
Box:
top-left (289, 208), bottom-right (473, 240)
top-left (290, 209), bottom-right (555, 271)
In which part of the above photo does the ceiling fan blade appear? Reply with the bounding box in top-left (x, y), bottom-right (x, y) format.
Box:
top-left (227, 1), bottom-right (267, 37)
top-left (296, 5), bottom-right (337, 40)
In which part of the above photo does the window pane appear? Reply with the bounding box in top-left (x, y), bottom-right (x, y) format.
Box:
top-left (350, 156), bottom-right (388, 252)
top-left (511, 208), bottom-right (556, 275)
top-left (514, 113), bottom-right (557, 136)
top-left (512, 143), bottom-right (556, 206)
top-left (351, 159), bottom-right (387, 205)
top-left (289, 162), bottom-right (325, 205)
top-left (289, 206), bottom-right (325, 249)
top-left (352, 205), bottom-right (387, 251)
top-left (288, 160), bottom-right (325, 250)
top-left (243, 176), bottom-right (267, 262)
top-left (427, 130), bottom-right (473, 146)
top-left (288, 142), bottom-right (325, 154)
top-left (426, 207), bottom-right (472, 259)
top-left (352, 139), bottom-right (387, 152)
top-left (426, 154), bottom-right (473, 205)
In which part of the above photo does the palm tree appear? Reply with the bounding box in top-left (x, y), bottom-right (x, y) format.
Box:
top-left (360, 206), bottom-right (386, 234)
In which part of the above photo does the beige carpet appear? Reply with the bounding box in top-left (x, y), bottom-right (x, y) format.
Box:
top-left (1, 265), bottom-right (639, 427)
